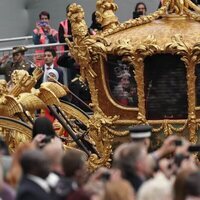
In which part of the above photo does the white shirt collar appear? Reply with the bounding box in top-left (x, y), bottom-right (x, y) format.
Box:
top-left (44, 63), bottom-right (54, 70)
top-left (46, 172), bottom-right (60, 188)
top-left (27, 174), bottom-right (51, 193)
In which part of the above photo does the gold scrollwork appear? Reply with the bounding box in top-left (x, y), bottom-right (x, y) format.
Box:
top-left (0, 117), bottom-right (32, 153)
top-left (102, 1), bottom-right (170, 37)
top-left (152, 124), bottom-right (164, 133)
top-left (168, 121), bottom-right (188, 133)
top-left (165, 35), bottom-right (198, 143)
top-left (152, 121), bottom-right (188, 135)
top-left (89, 36), bottom-right (109, 63)
top-left (67, 3), bottom-right (125, 169)
top-left (163, 120), bottom-right (173, 136)
top-left (87, 106), bottom-right (119, 170)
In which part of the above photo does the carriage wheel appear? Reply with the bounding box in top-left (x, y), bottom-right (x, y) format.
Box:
top-left (0, 116), bottom-right (32, 153)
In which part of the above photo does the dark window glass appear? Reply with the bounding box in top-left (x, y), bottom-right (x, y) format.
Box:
top-left (144, 54), bottom-right (188, 120)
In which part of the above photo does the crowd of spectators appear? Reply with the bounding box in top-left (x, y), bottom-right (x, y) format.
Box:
top-left (0, 120), bottom-right (199, 200)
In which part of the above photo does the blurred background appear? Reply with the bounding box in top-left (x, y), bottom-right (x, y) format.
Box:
top-left (0, 0), bottom-right (160, 39)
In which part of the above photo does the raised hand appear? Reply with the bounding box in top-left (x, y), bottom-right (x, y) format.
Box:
top-left (0, 54), bottom-right (9, 64)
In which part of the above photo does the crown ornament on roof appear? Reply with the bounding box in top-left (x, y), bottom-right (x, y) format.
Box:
top-left (114, 64), bottom-right (131, 78)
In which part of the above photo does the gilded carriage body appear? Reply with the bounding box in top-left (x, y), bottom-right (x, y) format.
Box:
top-left (65, 0), bottom-right (200, 167)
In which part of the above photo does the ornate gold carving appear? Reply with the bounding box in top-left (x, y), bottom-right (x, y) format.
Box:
top-left (37, 87), bottom-right (60, 106)
top-left (66, 3), bottom-right (97, 81)
top-left (67, 3), bottom-right (138, 169)
top-left (0, 117), bottom-right (32, 153)
top-left (0, 80), bottom-right (23, 117)
top-left (165, 35), bottom-right (199, 143)
top-left (100, 0), bottom-right (200, 37)
top-left (17, 93), bottom-right (46, 111)
top-left (87, 105), bottom-right (118, 170)
top-left (110, 39), bottom-right (133, 62)
top-left (40, 82), bottom-right (67, 99)
top-left (164, 0), bottom-right (188, 15)
top-left (96, 0), bottom-right (119, 31)
top-left (89, 37), bottom-right (109, 63)
top-left (151, 120), bottom-right (188, 135)
top-left (67, 3), bottom-right (100, 101)
top-left (9, 68), bottom-right (43, 97)
top-left (66, 0), bottom-right (200, 169)
top-left (67, 3), bottom-right (88, 40)
top-left (133, 36), bottom-right (161, 122)
top-left (101, 1), bottom-right (170, 37)
top-left (135, 35), bottom-right (162, 57)
top-left (0, 68), bottom-right (69, 152)
top-left (182, 0), bottom-right (200, 20)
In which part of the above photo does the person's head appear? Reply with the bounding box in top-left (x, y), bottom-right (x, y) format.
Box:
top-left (32, 117), bottom-right (56, 139)
top-left (33, 49), bottom-right (44, 67)
top-left (115, 63), bottom-right (131, 89)
top-left (38, 11), bottom-right (50, 31)
top-left (6, 143), bottom-right (34, 188)
top-left (47, 69), bottom-right (59, 82)
top-left (43, 141), bottom-right (64, 174)
top-left (174, 170), bottom-right (192, 200)
top-left (120, 75), bottom-right (130, 89)
top-left (84, 180), bottom-right (105, 200)
top-left (44, 48), bottom-right (56, 66)
top-left (20, 149), bottom-right (50, 179)
top-left (62, 149), bottom-right (88, 185)
top-left (103, 179), bottom-right (135, 200)
top-left (129, 125), bottom-right (152, 149)
top-left (39, 11), bottom-right (50, 23)
top-left (12, 46), bottom-right (27, 64)
top-left (134, 2), bottom-right (147, 15)
top-left (113, 143), bottom-right (150, 180)
top-left (185, 171), bottom-right (200, 198)
top-left (13, 53), bottom-right (23, 64)
top-left (137, 172), bottom-right (172, 200)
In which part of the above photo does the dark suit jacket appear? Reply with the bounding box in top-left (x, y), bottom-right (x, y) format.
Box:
top-left (16, 177), bottom-right (53, 200)
top-left (29, 66), bottom-right (64, 89)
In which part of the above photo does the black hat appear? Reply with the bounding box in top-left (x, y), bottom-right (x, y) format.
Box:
top-left (12, 46), bottom-right (27, 54)
top-left (129, 124), bottom-right (152, 139)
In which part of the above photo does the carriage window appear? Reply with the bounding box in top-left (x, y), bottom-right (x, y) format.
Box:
top-left (144, 54), bottom-right (188, 120)
top-left (107, 55), bottom-right (138, 107)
